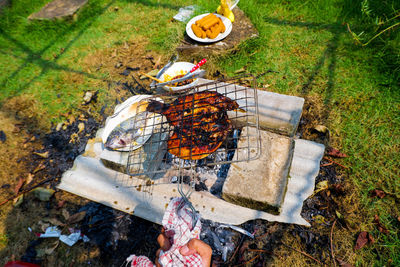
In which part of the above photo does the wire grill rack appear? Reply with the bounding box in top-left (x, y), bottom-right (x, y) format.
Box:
top-left (125, 74), bottom-right (261, 177)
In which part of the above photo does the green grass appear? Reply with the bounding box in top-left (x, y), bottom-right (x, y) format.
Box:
top-left (0, 0), bottom-right (399, 265)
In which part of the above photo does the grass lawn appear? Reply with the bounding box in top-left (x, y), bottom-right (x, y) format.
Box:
top-left (0, 0), bottom-right (399, 266)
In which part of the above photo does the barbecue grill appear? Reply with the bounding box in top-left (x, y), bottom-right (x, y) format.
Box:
top-left (126, 75), bottom-right (260, 176)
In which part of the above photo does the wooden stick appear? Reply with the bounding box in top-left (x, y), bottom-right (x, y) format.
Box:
top-left (323, 157), bottom-right (348, 169)
top-left (234, 254), bottom-right (260, 267)
top-left (282, 243), bottom-right (326, 266)
top-left (140, 72), bottom-right (163, 83)
top-left (331, 220), bottom-right (337, 267)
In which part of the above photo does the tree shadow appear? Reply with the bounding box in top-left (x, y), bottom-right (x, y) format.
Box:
top-left (263, 16), bottom-right (343, 122)
top-left (0, 0), bottom-right (117, 99)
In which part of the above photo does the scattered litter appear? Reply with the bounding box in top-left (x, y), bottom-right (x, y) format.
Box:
top-left (218, 224), bottom-right (254, 239)
top-left (36, 226), bottom-right (61, 238)
top-left (173, 5), bottom-right (199, 22)
top-left (139, 69), bottom-right (159, 80)
top-left (59, 229), bottom-right (89, 246)
top-left (35, 226), bottom-right (89, 246)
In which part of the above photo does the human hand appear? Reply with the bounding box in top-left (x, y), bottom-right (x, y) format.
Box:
top-left (155, 228), bottom-right (212, 267)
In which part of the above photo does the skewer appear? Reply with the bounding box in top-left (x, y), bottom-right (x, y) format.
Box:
top-left (140, 72), bottom-right (163, 83)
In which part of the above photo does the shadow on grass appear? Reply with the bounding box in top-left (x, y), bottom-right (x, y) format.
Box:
top-left (263, 16), bottom-right (343, 122)
top-left (0, 0), bottom-right (117, 99)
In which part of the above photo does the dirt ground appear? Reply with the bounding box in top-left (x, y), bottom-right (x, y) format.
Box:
top-left (0, 40), bottom-right (362, 266)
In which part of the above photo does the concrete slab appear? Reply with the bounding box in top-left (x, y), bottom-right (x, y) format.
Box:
top-left (222, 128), bottom-right (293, 214)
top-left (29, 0), bottom-right (87, 20)
top-left (197, 79), bottom-right (304, 137)
top-left (58, 136), bottom-right (324, 226)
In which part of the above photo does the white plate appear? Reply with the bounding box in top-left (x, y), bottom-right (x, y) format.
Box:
top-left (186, 13), bottom-right (232, 43)
top-left (102, 95), bottom-right (163, 152)
top-left (158, 61), bottom-right (200, 91)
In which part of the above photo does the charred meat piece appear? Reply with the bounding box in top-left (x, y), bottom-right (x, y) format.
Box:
top-left (147, 91), bottom-right (238, 160)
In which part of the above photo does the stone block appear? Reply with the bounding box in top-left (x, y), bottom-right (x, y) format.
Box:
top-left (222, 127), bottom-right (294, 214)
top-left (28, 0), bottom-right (88, 20)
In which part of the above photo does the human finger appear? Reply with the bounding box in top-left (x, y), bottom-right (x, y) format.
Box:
top-left (180, 239), bottom-right (212, 267)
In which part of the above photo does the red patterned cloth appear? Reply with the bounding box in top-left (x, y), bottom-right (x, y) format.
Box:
top-left (128, 197), bottom-right (203, 267)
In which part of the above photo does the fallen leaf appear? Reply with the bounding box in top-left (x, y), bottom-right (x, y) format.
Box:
top-left (62, 209), bottom-right (70, 221)
top-left (336, 258), bottom-right (354, 267)
top-left (47, 218), bottom-right (65, 227)
top-left (14, 178), bottom-right (25, 195)
top-left (373, 215), bottom-right (389, 234)
top-left (13, 194), bottom-right (24, 207)
top-left (369, 189), bottom-right (386, 199)
top-left (326, 147), bottom-right (348, 158)
top-left (36, 240), bottom-right (59, 257)
top-left (312, 215), bottom-right (327, 224)
top-left (69, 133), bottom-right (79, 144)
top-left (56, 122), bottom-right (64, 131)
top-left (26, 173), bottom-right (34, 185)
top-left (66, 211), bottom-right (86, 224)
top-left (314, 125), bottom-right (330, 134)
top-left (234, 67), bottom-right (246, 74)
top-left (68, 115), bottom-right (76, 125)
top-left (355, 231), bottom-right (374, 250)
top-left (77, 122), bottom-right (85, 134)
top-left (31, 187), bottom-right (55, 201)
top-left (33, 151), bottom-right (49, 158)
top-left (310, 180), bottom-right (329, 197)
top-left (57, 200), bottom-right (66, 209)
top-left (33, 163), bottom-right (45, 173)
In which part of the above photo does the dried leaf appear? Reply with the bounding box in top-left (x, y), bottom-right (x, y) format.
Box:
top-left (36, 240), bottom-right (59, 257)
top-left (14, 178), bottom-right (25, 195)
top-left (336, 258), bottom-right (354, 267)
top-left (326, 147), bottom-right (348, 158)
top-left (31, 187), bottom-right (55, 201)
top-left (13, 194), bottom-right (24, 207)
top-left (234, 67), bottom-right (246, 74)
top-left (66, 211), bottom-right (86, 224)
top-left (26, 173), bottom-right (34, 185)
top-left (314, 125), bottom-right (329, 134)
top-left (312, 215), bottom-right (327, 224)
top-left (77, 122), bottom-right (85, 134)
top-left (33, 163), bottom-right (45, 173)
top-left (47, 218), bottom-right (65, 227)
top-left (57, 200), bottom-right (66, 209)
top-left (310, 180), bottom-right (329, 197)
top-left (62, 209), bottom-right (70, 221)
top-left (369, 189), bottom-right (386, 199)
top-left (355, 231), bottom-right (374, 250)
top-left (373, 215), bottom-right (389, 234)
top-left (33, 151), bottom-right (49, 158)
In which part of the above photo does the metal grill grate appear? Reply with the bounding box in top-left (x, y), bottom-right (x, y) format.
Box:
top-left (125, 75), bottom-right (261, 177)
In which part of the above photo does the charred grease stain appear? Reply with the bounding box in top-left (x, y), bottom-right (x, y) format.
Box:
top-left (114, 201), bottom-right (118, 204)
top-left (165, 203), bottom-right (169, 209)
top-left (136, 184), bottom-right (142, 191)
top-left (211, 207), bottom-right (215, 212)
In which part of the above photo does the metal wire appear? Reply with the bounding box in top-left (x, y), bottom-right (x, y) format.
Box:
top-left (126, 74), bottom-right (261, 177)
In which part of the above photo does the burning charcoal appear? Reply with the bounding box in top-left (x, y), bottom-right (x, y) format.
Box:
top-left (0, 130), bottom-right (6, 143)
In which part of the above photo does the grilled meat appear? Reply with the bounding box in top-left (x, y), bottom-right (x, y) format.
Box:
top-left (147, 91), bottom-right (238, 160)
